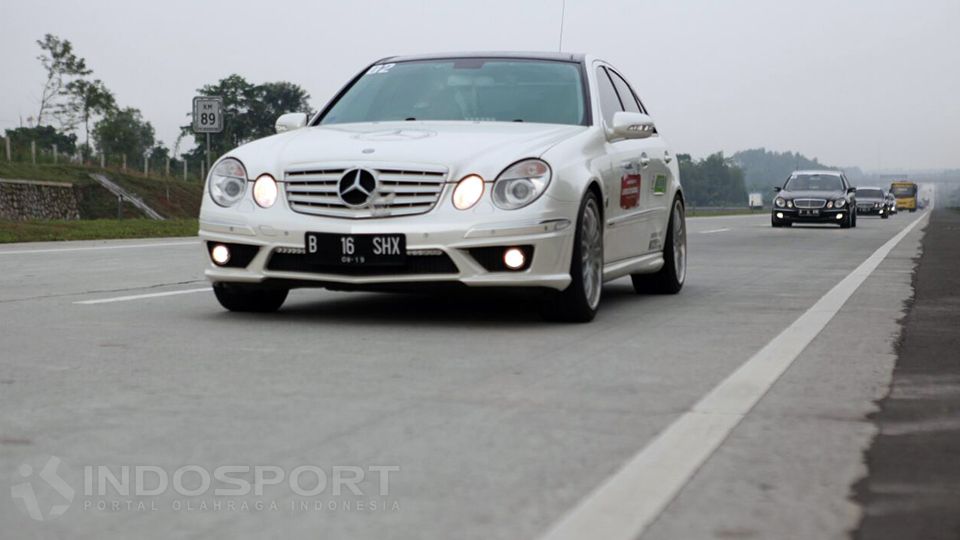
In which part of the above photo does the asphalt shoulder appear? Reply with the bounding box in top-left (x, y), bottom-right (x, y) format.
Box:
top-left (854, 208), bottom-right (960, 540)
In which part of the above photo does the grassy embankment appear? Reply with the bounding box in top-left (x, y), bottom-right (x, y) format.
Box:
top-left (0, 162), bottom-right (201, 243)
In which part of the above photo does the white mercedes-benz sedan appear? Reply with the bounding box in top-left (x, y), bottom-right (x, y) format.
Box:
top-left (200, 52), bottom-right (686, 322)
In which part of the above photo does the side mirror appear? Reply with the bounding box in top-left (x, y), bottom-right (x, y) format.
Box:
top-left (772, 186), bottom-right (782, 192)
top-left (847, 187), bottom-right (856, 194)
top-left (275, 112), bottom-right (308, 134)
top-left (609, 111), bottom-right (656, 140)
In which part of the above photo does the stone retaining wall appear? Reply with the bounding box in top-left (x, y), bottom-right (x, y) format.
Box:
top-left (0, 178), bottom-right (81, 221)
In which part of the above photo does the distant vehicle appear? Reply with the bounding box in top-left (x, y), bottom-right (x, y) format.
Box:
top-left (890, 180), bottom-right (918, 212)
top-left (199, 52), bottom-right (687, 322)
top-left (748, 192), bottom-right (763, 209)
top-left (885, 192), bottom-right (898, 215)
top-left (856, 187), bottom-right (889, 219)
top-left (772, 170), bottom-right (857, 228)
top-left (919, 197), bottom-right (930, 210)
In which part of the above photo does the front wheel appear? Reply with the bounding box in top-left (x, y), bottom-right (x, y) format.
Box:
top-left (632, 196), bottom-right (686, 294)
top-left (213, 283), bottom-right (288, 313)
top-left (540, 191), bottom-right (603, 323)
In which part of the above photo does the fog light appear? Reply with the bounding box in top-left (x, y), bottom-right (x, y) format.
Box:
top-left (776, 212), bottom-right (784, 219)
top-left (211, 244), bottom-right (231, 266)
top-left (253, 174), bottom-right (278, 208)
top-left (503, 247), bottom-right (526, 270)
top-left (836, 213), bottom-right (843, 220)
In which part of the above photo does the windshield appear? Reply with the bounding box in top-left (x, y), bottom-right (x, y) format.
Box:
top-left (784, 174), bottom-right (843, 192)
top-left (891, 185), bottom-right (917, 197)
top-left (857, 188), bottom-right (885, 199)
top-left (319, 58), bottom-right (587, 126)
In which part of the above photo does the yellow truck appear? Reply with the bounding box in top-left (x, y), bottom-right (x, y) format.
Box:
top-left (889, 180), bottom-right (918, 212)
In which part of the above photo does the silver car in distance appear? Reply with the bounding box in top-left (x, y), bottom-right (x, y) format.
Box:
top-left (200, 52), bottom-right (686, 322)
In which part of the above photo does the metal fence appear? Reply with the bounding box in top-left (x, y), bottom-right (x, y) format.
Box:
top-left (0, 136), bottom-right (209, 183)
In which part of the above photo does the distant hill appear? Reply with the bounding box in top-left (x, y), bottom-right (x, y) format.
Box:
top-left (731, 148), bottom-right (844, 191)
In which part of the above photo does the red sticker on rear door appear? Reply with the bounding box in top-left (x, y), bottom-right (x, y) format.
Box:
top-left (620, 174), bottom-right (641, 209)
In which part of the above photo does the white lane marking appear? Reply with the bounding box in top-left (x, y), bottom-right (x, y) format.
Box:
top-left (74, 287), bottom-right (211, 305)
top-left (0, 240), bottom-right (197, 256)
top-left (541, 211), bottom-right (930, 540)
top-left (687, 213), bottom-right (767, 220)
top-left (698, 228), bottom-right (731, 234)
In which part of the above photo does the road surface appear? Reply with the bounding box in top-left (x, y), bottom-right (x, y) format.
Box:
top-left (0, 210), bottom-right (929, 539)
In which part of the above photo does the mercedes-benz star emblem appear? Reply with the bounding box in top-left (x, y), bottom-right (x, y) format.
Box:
top-left (338, 168), bottom-right (378, 207)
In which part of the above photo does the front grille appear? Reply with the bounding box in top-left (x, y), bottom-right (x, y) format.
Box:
top-left (266, 250), bottom-right (458, 276)
top-left (794, 198), bottom-right (827, 209)
top-left (284, 166), bottom-right (447, 219)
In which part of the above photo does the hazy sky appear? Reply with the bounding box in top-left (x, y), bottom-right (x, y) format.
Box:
top-left (2, 0), bottom-right (958, 170)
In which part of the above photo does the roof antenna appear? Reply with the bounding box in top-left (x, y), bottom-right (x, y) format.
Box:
top-left (558, 0), bottom-right (566, 52)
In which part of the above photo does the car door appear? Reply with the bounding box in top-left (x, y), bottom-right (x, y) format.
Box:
top-left (606, 68), bottom-right (674, 253)
top-left (594, 65), bottom-right (634, 263)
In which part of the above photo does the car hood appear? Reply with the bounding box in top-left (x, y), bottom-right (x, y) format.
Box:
top-left (228, 121), bottom-right (589, 180)
top-left (780, 190), bottom-right (845, 199)
top-left (857, 196), bottom-right (885, 203)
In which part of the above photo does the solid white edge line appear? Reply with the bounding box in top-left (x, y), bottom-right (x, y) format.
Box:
top-left (0, 240), bottom-right (197, 256)
top-left (540, 211), bottom-right (930, 540)
top-left (698, 228), bottom-right (731, 234)
top-left (74, 287), bottom-right (211, 305)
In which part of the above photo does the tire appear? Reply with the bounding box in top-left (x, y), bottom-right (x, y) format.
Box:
top-left (881, 212), bottom-right (889, 219)
top-left (851, 209), bottom-right (857, 227)
top-left (771, 216), bottom-right (782, 228)
top-left (540, 191), bottom-right (603, 323)
top-left (213, 283), bottom-right (288, 313)
top-left (632, 196), bottom-right (686, 295)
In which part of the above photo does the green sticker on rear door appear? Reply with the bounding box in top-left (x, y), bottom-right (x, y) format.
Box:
top-left (654, 174), bottom-right (667, 194)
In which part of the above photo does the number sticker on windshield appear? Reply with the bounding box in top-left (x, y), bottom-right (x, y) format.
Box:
top-left (366, 63), bottom-right (395, 75)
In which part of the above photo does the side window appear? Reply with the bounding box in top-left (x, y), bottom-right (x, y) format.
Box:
top-left (595, 66), bottom-right (623, 127)
top-left (608, 70), bottom-right (642, 114)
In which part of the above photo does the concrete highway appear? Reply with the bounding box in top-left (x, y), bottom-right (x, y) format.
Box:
top-left (0, 210), bottom-right (930, 539)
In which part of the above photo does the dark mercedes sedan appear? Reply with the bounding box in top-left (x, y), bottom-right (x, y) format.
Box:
top-left (772, 170), bottom-right (857, 228)
top-left (855, 187), bottom-right (890, 219)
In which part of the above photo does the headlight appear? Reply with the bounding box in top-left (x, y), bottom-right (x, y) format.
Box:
top-left (253, 174), bottom-right (278, 208)
top-left (834, 199), bottom-right (846, 208)
top-left (492, 159), bottom-right (551, 210)
top-left (827, 201), bottom-right (834, 209)
top-left (786, 200), bottom-right (794, 208)
top-left (452, 174), bottom-right (485, 210)
top-left (775, 197), bottom-right (785, 208)
top-left (208, 158), bottom-right (247, 207)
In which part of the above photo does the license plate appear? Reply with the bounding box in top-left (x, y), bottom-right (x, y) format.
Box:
top-left (305, 233), bottom-right (405, 265)
top-left (800, 209), bottom-right (820, 216)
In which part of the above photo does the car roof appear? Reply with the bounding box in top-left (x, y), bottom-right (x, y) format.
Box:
top-left (377, 51), bottom-right (585, 63)
top-left (856, 186), bottom-right (886, 191)
top-left (791, 170), bottom-right (842, 176)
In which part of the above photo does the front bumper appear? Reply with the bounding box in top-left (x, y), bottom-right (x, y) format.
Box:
top-left (771, 207), bottom-right (849, 223)
top-left (199, 203), bottom-right (578, 291)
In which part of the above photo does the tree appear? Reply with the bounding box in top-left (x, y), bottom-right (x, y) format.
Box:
top-left (4, 126), bottom-right (77, 159)
top-left (58, 79), bottom-right (116, 157)
top-left (35, 34), bottom-right (91, 126)
top-left (181, 75), bottom-right (311, 161)
top-left (730, 148), bottom-right (839, 192)
top-left (93, 108), bottom-right (155, 163)
top-left (678, 152), bottom-right (748, 207)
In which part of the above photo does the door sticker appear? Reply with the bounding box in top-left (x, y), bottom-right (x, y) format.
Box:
top-left (620, 174), bottom-right (641, 209)
top-left (654, 174), bottom-right (667, 195)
